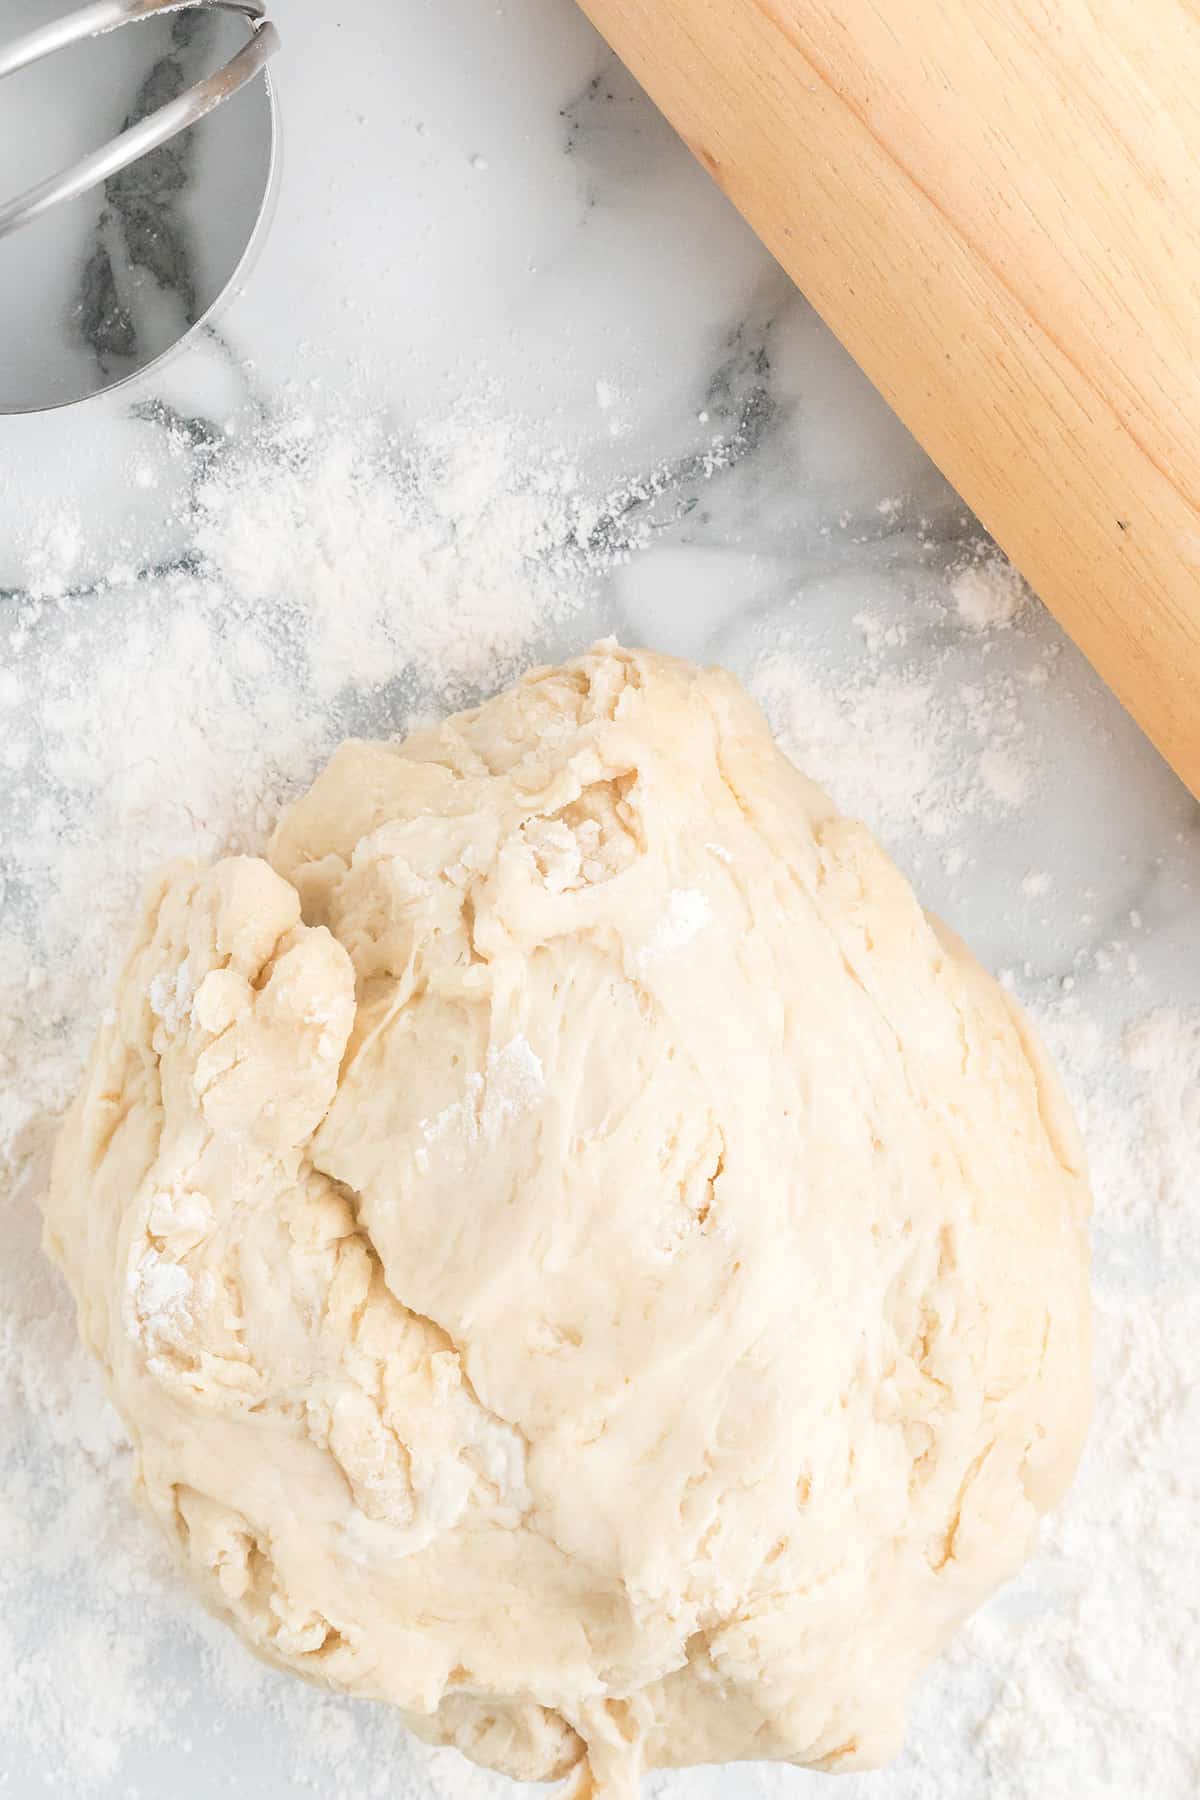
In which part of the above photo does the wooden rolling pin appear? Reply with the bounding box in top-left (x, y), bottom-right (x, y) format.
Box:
top-left (575, 0), bottom-right (1200, 797)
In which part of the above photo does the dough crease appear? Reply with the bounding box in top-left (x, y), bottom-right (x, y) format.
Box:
top-left (45, 644), bottom-right (1092, 1794)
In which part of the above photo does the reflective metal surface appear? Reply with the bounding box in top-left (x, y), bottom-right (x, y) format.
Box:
top-left (0, 0), bottom-right (279, 412)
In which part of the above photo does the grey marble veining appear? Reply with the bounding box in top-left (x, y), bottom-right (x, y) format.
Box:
top-left (75, 14), bottom-right (212, 374)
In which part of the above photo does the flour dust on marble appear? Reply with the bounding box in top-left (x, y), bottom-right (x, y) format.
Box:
top-left (1, 385), bottom-right (1198, 1798)
top-left (0, 379), bottom-right (796, 1792)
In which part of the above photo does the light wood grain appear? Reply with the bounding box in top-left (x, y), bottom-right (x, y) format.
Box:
top-left (575, 0), bottom-right (1200, 796)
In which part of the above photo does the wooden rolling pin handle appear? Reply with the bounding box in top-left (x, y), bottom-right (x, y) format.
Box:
top-left (575, 0), bottom-right (1200, 798)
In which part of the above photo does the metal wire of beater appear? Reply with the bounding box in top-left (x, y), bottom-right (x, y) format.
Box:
top-left (0, 0), bottom-right (281, 241)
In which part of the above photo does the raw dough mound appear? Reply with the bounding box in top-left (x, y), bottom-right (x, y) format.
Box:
top-left (46, 645), bottom-right (1091, 1793)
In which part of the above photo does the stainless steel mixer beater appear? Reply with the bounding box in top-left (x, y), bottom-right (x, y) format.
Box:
top-left (0, 0), bottom-right (281, 241)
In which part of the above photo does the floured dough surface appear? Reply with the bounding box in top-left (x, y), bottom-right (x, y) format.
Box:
top-left (45, 644), bottom-right (1091, 1793)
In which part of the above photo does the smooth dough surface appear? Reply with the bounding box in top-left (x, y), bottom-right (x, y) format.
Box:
top-left (46, 644), bottom-right (1092, 1794)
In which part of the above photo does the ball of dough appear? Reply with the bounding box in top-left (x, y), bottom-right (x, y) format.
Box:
top-left (46, 644), bottom-right (1091, 1793)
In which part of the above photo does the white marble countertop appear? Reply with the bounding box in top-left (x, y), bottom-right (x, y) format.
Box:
top-left (2, 3), bottom-right (1198, 1797)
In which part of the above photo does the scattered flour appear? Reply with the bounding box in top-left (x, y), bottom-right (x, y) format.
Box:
top-left (1, 409), bottom-right (1197, 1799)
top-left (950, 550), bottom-right (1030, 629)
top-left (421, 1036), bottom-right (546, 1153)
top-left (0, 402), bottom-right (614, 1794)
top-left (977, 745), bottom-right (1028, 808)
top-left (192, 414), bottom-right (593, 704)
top-left (747, 558), bottom-right (1051, 871)
top-left (129, 1250), bottom-right (196, 1351)
top-left (638, 888), bottom-right (712, 966)
top-left (148, 959), bottom-right (195, 1035)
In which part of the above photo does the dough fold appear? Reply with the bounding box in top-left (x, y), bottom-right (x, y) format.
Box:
top-left (46, 644), bottom-right (1091, 1793)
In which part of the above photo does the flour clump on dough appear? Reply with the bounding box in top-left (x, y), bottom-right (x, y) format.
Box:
top-left (45, 644), bottom-right (1092, 1793)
